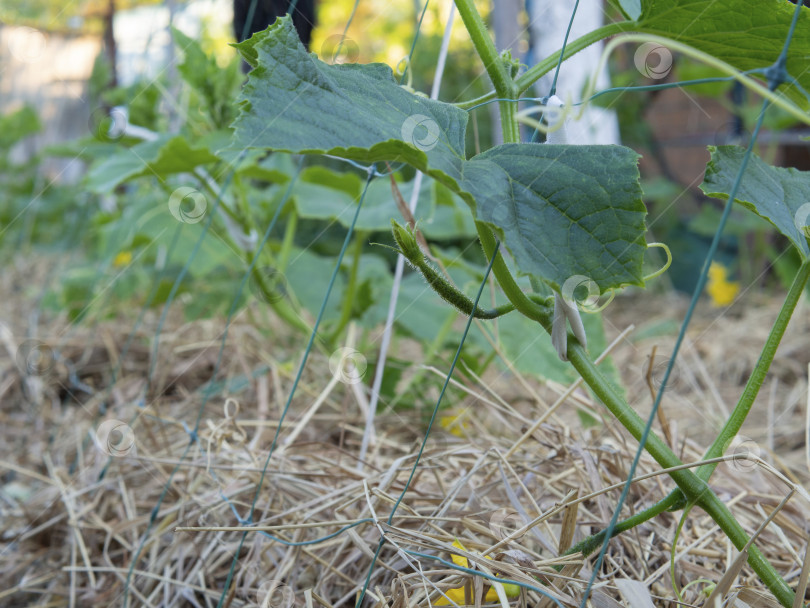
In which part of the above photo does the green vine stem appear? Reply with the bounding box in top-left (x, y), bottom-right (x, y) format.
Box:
top-left (566, 343), bottom-right (795, 607)
top-left (452, 0), bottom-right (518, 140)
top-left (694, 260), bottom-right (810, 481)
top-left (475, 223), bottom-right (552, 324)
top-left (330, 231), bottom-right (366, 341)
top-left (569, 260), bottom-right (810, 560)
top-left (192, 168), bottom-right (314, 336)
top-left (565, 495), bottom-right (675, 558)
top-left (193, 168), bottom-right (243, 225)
top-left (248, 264), bottom-right (312, 336)
top-left (584, 34), bottom-right (810, 127)
top-left (454, 0), bottom-right (551, 316)
top-left (584, 259), bottom-right (810, 561)
top-left (455, 21), bottom-right (634, 110)
top-left (458, 29), bottom-right (810, 130)
top-left (449, 1), bottom-right (798, 604)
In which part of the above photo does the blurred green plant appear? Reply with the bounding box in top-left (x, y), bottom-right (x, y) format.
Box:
top-left (3, 23), bottom-right (607, 406)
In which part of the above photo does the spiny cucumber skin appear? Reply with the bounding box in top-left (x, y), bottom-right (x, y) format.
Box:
top-left (422, 259), bottom-right (480, 316)
top-left (390, 220), bottom-right (509, 320)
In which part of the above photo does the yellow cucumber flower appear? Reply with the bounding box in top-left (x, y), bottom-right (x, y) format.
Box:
top-left (435, 540), bottom-right (520, 605)
top-left (706, 262), bottom-right (739, 307)
top-left (113, 251), bottom-right (133, 267)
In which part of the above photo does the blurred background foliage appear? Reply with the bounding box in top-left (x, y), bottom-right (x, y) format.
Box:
top-left (1, 0), bottom-right (808, 411)
top-left (2, 0), bottom-right (563, 413)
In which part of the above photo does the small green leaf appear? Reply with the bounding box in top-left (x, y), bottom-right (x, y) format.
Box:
top-left (0, 105), bottom-right (40, 150)
top-left (148, 137), bottom-right (220, 176)
top-left (86, 139), bottom-right (165, 193)
top-left (701, 145), bottom-right (810, 260)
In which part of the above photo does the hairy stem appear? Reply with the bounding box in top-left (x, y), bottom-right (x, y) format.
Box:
top-left (456, 21), bottom-right (634, 110)
top-left (565, 494), bottom-right (676, 558)
top-left (695, 260), bottom-right (810, 481)
top-left (453, 0), bottom-right (518, 139)
top-left (330, 231), bottom-right (365, 341)
top-left (451, 1), bottom-right (796, 604)
top-left (574, 261), bottom-right (810, 560)
top-left (567, 343), bottom-right (795, 607)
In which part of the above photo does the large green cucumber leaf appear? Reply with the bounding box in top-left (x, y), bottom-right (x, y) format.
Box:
top-left (232, 17), bottom-right (467, 183)
top-left (230, 17), bottom-right (647, 293)
top-left (701, 145), bottom-right (810, 260)
top-left (464, 144), bottom-right (646, 292)
top-left (636, 0), bottom-right (810, 109)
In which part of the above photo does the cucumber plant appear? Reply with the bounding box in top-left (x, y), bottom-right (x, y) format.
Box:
top-left (226, 1), bottom-right (810, 605)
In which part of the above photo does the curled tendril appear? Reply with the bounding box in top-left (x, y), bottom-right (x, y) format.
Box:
top-left (396, 56), bottom-right (415, 90)
top-left (643, 241), bottom-right (673, 282)
top-left (514, 95), bottom-right (576, 138)
top-left (580, 289), bottom-right (616, 314)
top-left (557, 241), bottom-right (671, 317)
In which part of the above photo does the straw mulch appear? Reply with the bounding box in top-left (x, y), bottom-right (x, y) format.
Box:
top-left (1, 260), bottom-right (809, 608)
